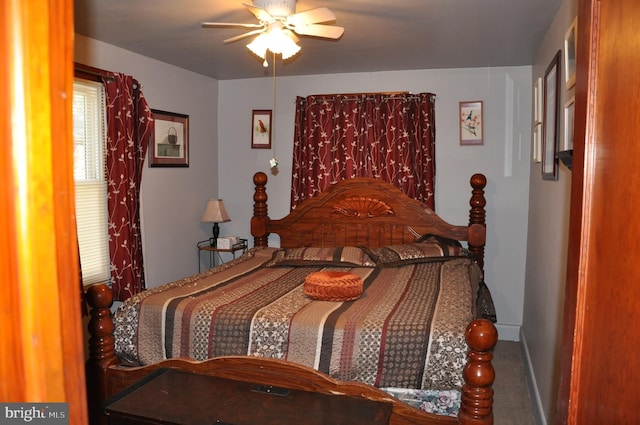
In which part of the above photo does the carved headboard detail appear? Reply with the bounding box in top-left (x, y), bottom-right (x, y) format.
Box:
top-left (331, 197), bottom-right (396, 218)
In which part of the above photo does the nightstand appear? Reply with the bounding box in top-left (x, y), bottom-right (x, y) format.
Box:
top-left (197, 238), bottom-right (247, 272)
top-left (104, 368), bottom-right (392, 425)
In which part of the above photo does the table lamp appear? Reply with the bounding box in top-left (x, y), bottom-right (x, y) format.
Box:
top-left (201, 199), bottom-right (231, 247)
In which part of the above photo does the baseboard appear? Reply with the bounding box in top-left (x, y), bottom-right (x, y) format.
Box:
top-left (495, 323), bottom-right (520, 341)
top-left (520, 329), bottom-right (547, 425)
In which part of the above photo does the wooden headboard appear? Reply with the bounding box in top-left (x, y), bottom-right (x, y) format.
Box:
top-left (250, 172), bottom-right (487, 269)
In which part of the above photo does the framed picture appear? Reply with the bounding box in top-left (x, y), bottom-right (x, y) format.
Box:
top-left (150, 109), bottom-right (189, 167)
top-left (459, 101), bottom-right (483, 145)
top-left (251, 109), bottom-right (272, 149)
top-left (533, 123), bottom-right (543, 163)
top-left (533, 77), bottom-right (543, 125)
top-left (564, 17), bottom-right (578, 89)
top-left (542, 51), bottom-right (561, 180)
top-left (563, 96), bottom-right (575, 151)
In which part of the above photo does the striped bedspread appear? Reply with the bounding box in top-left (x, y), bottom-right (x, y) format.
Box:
top-left (114, 246), bottom-right (482, 391)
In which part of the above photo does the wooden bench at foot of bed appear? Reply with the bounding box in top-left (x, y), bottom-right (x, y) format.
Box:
top-left (85, 284), bottom-right (497, 425)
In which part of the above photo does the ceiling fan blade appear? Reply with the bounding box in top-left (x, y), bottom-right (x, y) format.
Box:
top-left (202, 22), bottom-right (263, 29)
top-left (223, 29), bottom-right (265, 44)
top-left (293, 24), bottom-right (344, 39)
top-left (242, 3), bottom-right (273, 22)
top-left (287, 7), bottom-right (336, 26)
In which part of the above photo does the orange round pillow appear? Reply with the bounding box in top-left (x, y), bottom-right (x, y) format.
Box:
top-left (304, 271), bottom-right (363, 301)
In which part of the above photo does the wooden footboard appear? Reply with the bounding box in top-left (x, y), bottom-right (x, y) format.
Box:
top-left (85, 285), bottom-right (497, 425)
top-left (85, 284), bottom-right (119, 425)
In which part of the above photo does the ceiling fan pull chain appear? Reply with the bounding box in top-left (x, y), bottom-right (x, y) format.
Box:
top-left (270, 51), bottom-right (279, 170)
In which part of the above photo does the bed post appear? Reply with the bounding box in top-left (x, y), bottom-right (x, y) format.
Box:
top-left (468, 173), bottom-right (487, 270)
top-left (85, 284), bottom-right (119, 425)
top-left (251, 171), bottom-right (269, 247)
top-left (459, 319), bottom-right (497, 425)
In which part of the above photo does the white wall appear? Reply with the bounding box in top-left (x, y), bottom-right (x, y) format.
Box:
top-left (74, 35), bottom-right (533, 342)
top-left (522, 0), bottom-right (577, 423)
top-left (75, 35), bottom-right (219, 288)
top-left (218, 67), bottom-right (533, 340)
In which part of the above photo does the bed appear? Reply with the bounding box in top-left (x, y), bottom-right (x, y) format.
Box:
top-left (85, 171), bottom-right (498, 425)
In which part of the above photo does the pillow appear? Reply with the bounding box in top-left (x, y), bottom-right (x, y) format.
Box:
top-left (476, 280), bottom-right (497, 323)
top-left (369, 240), bottom-right (470, 267)
top-left (415, 233), bottom-right (463, 247)
top-left (265, 246), bottom-right (376, 268)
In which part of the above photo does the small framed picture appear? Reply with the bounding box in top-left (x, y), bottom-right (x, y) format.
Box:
top-left (251, 109), bottom-right (272, 149)
top-left (542, 51), bottom-right (561, 181)
top-left (459, 101), bottom-right (483, 145)
top-left (563, 96), bottom-right (575, 151)
top-left (150, 109), bottom-right (189, 167)
top-left (564, 17), bottom-right (577, 89)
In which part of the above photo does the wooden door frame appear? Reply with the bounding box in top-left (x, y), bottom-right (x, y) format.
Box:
top-left (1, 0), bottom-right (88, 422)
top-left (557, 0), bottom-right (640, 423)
top-left (555, 0), bottom-right (593, 422)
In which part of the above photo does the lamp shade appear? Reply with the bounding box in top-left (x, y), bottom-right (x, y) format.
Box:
top-left (201, 199), bottom-right (231, 223)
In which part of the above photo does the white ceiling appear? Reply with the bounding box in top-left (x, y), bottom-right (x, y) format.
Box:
top-left (74, 0), bottom-right (562, 80)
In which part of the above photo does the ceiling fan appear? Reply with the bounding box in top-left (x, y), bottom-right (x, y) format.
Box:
top-left (202, 0), bottom-right (344, 62)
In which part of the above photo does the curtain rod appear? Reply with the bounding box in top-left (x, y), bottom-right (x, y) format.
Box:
top-left (74, 63), bottom-right (114, 83)
top-left (313, 91), bottom-right (411, 97)
top-left (304, 92), bottom-right (435, 104)
top-left (74, 63), bottom-right (142, 88)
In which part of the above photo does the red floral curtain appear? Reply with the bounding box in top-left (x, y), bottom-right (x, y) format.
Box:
top-left (291, 93), bottom-right (436, 210)
top-left (102, 73), bottom-right (154, 301)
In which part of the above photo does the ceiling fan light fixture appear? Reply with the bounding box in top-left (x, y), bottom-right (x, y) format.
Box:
top-left (267, 28), bottom-right (301, 59)
top-left (246, 28), bottom-right (301, 60)
top-left (205, 0), bottom-right (340, 65)
top-left (253, 0), bottom-right (296, 18)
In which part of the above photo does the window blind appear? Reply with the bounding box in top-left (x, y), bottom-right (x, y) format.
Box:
top-left (73, 79), bottom-right (110, 285)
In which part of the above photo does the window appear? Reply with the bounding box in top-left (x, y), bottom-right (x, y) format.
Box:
top-left (73, 79), bottom-right (110, 286)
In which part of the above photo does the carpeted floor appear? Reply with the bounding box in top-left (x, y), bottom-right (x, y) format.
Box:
top-left (493, 340), bottom-right (536, 425)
